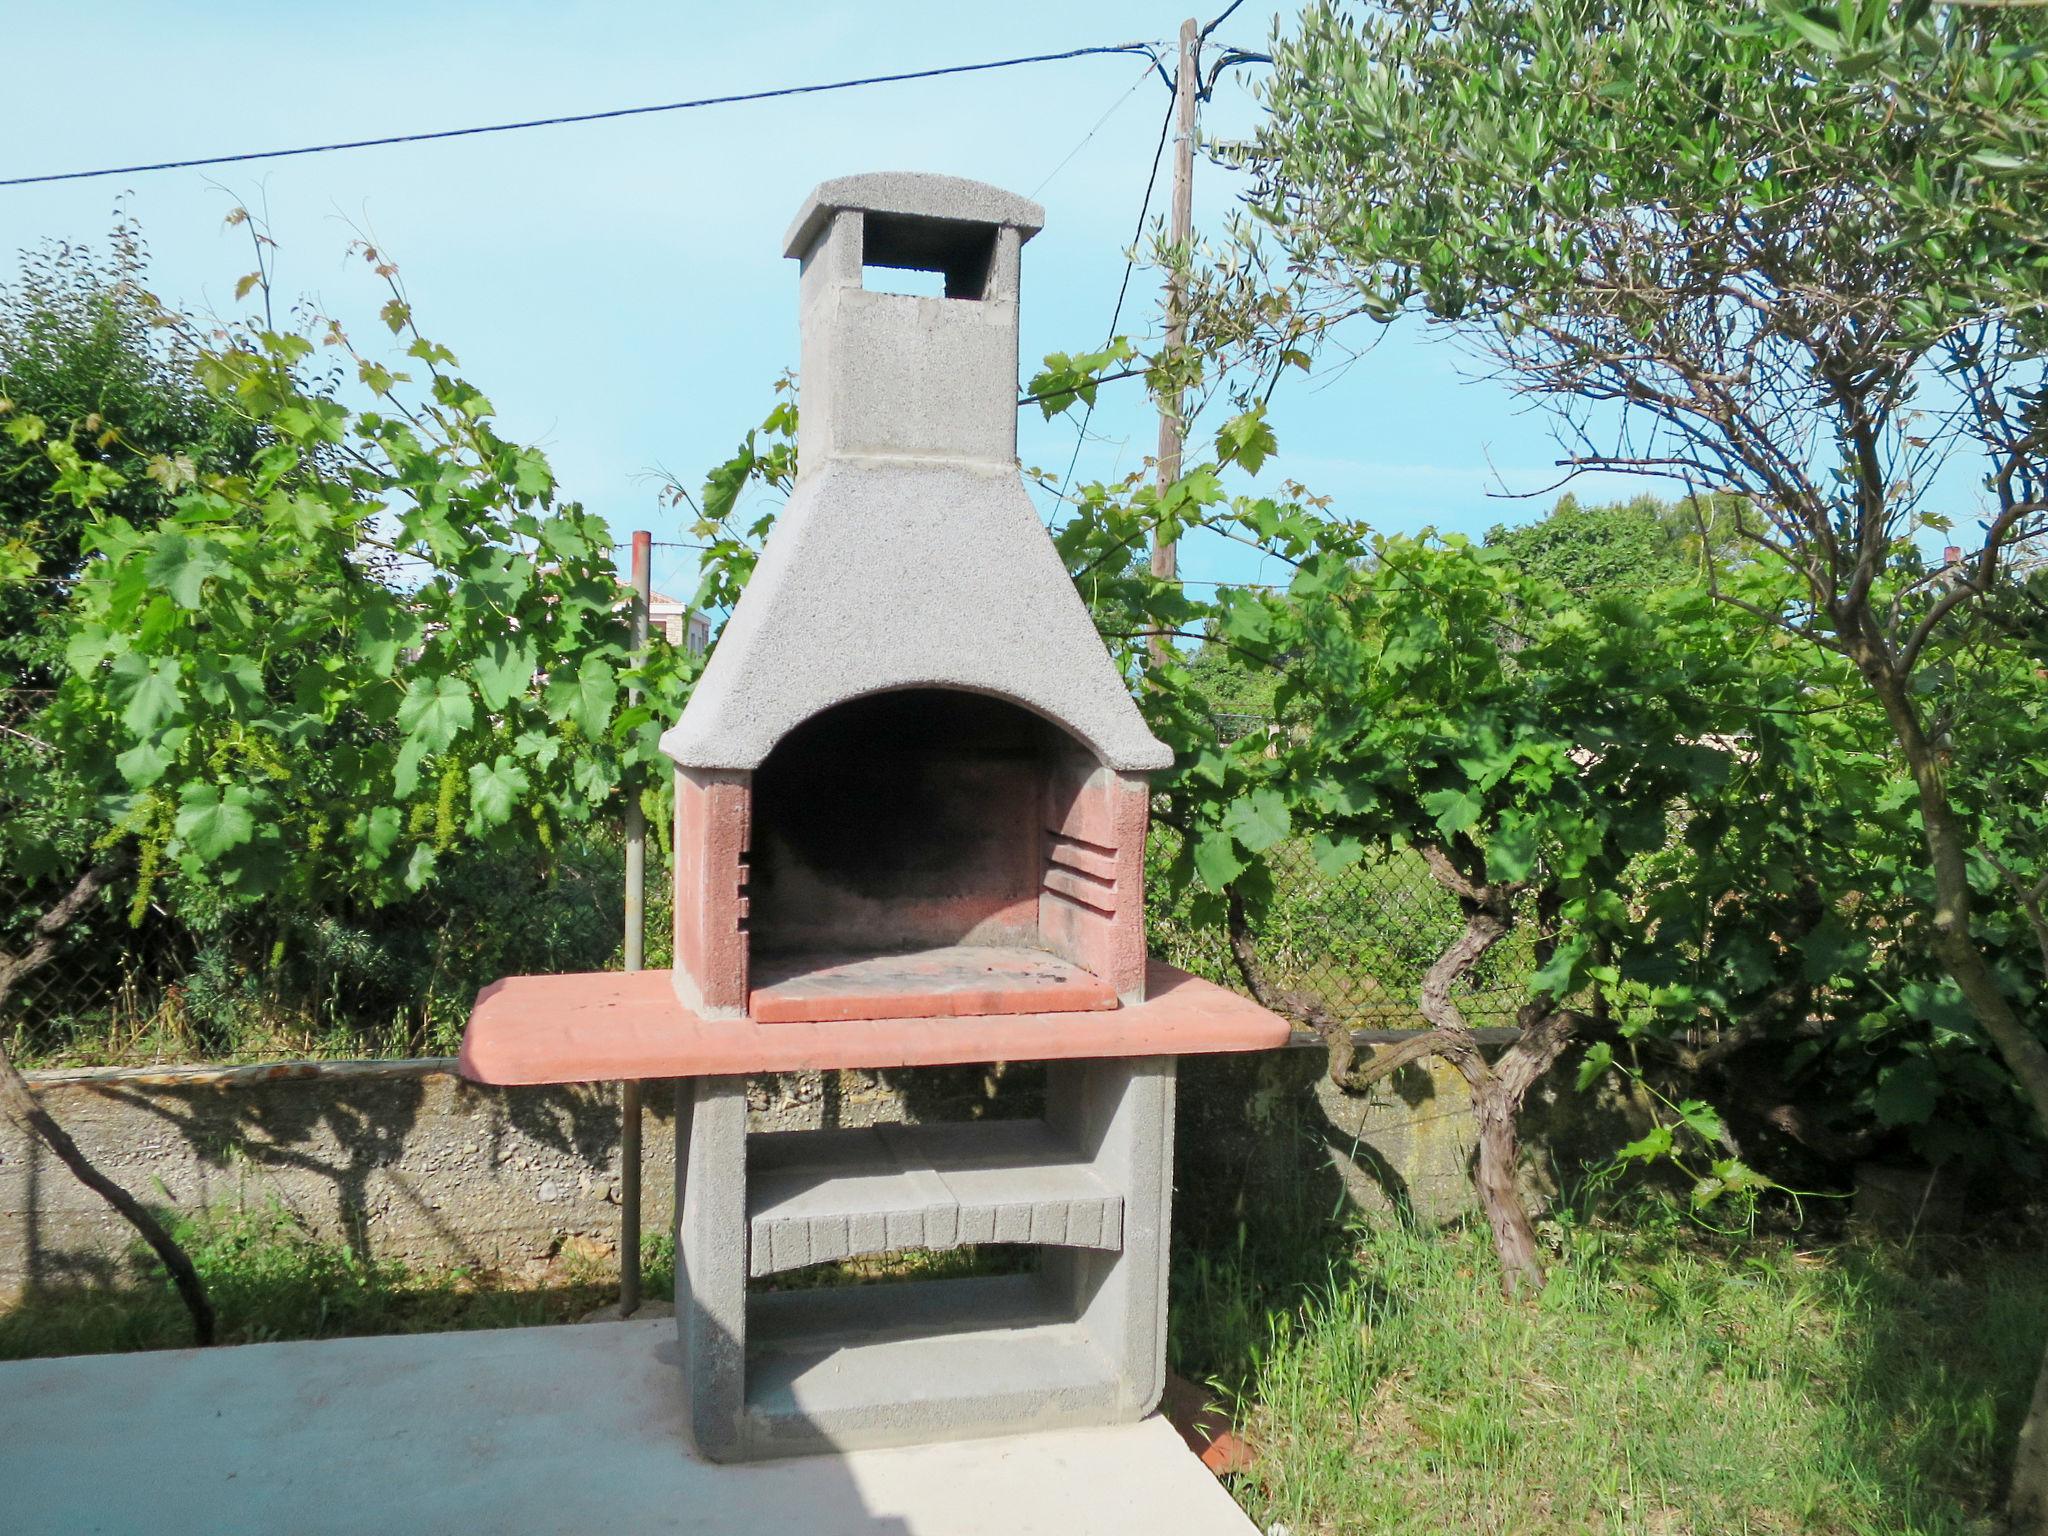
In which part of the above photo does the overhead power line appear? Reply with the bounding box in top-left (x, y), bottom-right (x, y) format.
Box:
top-left (1198, 0), bottom-right (1249, 39)
top-left (1029, 59), bottom-right (1156, 200)
top-left (1047, 90), bottom-right (1178, 514)
top-left (0, 42), bottom-right (1164, 189)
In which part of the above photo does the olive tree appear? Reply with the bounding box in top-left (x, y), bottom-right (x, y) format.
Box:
top-left (1240, 0), bottom-right (2048, 1517)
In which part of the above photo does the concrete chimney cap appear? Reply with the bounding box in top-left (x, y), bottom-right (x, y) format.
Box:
top-left (782, 172), bottom-right (1046, 259)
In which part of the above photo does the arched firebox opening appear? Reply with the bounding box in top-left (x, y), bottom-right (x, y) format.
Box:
top-left (751, 688), bottom-right (1071, 955)
top-left (740, 687), bottom-right (1148, 1023)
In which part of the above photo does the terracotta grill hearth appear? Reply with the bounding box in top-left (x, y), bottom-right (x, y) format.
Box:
top-left (458, 172), bottom-right (1288, 1464)
top-left (717, 687), bottom-right (1138, 1023)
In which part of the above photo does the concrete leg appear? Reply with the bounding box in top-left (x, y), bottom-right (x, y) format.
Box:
top-left (1045, 1057), bottom-right (1176, 1418)
top-left (676, 1075), bottom-right (750, 1461)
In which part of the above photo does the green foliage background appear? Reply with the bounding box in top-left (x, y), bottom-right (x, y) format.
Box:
top-left (3, 166), bottom-right (2043, 1203)
top-left (0, 226), bottom-right (694, 1062)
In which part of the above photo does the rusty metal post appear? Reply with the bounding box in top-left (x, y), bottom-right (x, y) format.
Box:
top-left (620, 529), bottom-right (652, 1316)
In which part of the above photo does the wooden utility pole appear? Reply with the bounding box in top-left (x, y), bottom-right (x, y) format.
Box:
top-left (1150, 16), bottom-right (1200, 667)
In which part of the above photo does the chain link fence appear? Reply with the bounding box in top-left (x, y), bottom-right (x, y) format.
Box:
top-left (0, 871), bottom-right (204, 1062)
top-left (3, 678), bottom-right (1535, 1065)
top-left (0, 852), bottom-right (633, 1069)
top-left (1147, 830), bottom-right (1534, 1032)
top-left (3, 843), bottom-right (1534, 1072)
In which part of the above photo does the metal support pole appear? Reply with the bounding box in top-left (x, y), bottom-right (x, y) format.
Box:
top-left (620, 529), bottom-right (652, 1316)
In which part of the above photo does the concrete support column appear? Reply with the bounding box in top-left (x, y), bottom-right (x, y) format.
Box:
top-left (676, 1075), bottom-right (750, 1460)
top-left (1045, 1057), bottom-right (1176, 1418)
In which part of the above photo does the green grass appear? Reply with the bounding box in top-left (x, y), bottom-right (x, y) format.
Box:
top-left (6, 1198), bottom-right (2039, 1535)
top-left (0, 1206), bottom-right (677, 1360)
top-left (1188, 1206), bottom-right (2046, 1536)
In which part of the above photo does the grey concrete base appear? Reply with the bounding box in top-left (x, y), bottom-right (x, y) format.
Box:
top-left (746, 1274), bottom-right (1125, 1458)
top-left (0, 1319), bottom-right (1256, 1535)
top-left (679, 1059), bottom-right (1176, 1461)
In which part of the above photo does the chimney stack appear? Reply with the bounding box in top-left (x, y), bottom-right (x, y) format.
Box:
top-left (786, 173), bottom-right (1040, 468)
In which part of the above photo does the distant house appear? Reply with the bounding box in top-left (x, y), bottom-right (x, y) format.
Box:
top-left (648, 590), bottom-right (711, 654)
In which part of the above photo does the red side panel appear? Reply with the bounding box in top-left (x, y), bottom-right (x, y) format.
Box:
top-left (1040, 765), bottom-right (1150, 1004)
top-left (673, 766), bottom-right (751, 1017)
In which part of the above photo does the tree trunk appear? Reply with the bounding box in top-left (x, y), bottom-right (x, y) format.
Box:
top-left (2004, 876), bottom-right (2048, 1533)
top-left (1469, 1076), bottom-right (1546, 1298)
top-left (1864, 661), bottom-right (2048, 1526)
top-left (0, 859), bottom-right (215, 1346)
top-left (1455, 1004), bottom-right (1577, 1300)
top-left (1868, 663), bottom-right (2048, 1136)
top-left (1408, 850), bottom-right (1567, 1298)
top-left (2015, 1340), bottom-right (2048, 1536)
top-left (1231, 856), bottom-right (1574, 1301)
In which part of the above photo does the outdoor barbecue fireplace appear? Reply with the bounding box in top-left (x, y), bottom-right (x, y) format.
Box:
top-left (660, 171), bottom-right (1170, 1029)
top-left (457, 172), bottom-right (1289, 1467)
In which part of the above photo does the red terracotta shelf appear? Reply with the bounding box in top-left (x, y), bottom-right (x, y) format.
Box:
top-left (458, 960), bottom-right (1291, 1086)
top-left (748, 944), bottom-right (1119, 1024)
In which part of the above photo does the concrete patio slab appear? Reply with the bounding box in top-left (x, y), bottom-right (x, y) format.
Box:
top-left (0, 1318), bottom-right (1259, 1536)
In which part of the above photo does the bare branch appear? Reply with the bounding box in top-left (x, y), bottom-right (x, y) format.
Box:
top-left (0, 857), bottom-right (216, 1346)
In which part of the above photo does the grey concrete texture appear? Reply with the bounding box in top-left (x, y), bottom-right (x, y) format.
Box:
top-left (796, 211), bottom-right (1025, 464)
top-left (677, 1076), bottom-right (750, 1463)
top-left (0, 1058), bottom-right (638, 1301)
top-left (782, 172), bottom-right (1045, 258)
top-left (659, 463), bottom-right (1173, 772)
top-left (660, 173), bottom-right (1171, 775)
top-left (744, 1275), bottom-right (1132, 1458)
top-left (0, 1317), bottom-right (1260, 1535)
top-left (1047, 1058), bottom-right (1174, 1419)
top-left (747, 1120), bottom-right (1124, 1277)
top-left (677, 1057), bottom-right (1179, 1460)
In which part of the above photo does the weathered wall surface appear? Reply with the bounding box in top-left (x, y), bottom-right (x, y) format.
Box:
top-left (1174, 1043), bottom-right (1623, 1258)
top-left (3, 1061), bottom-right (646, 1298)
top-left (0, 1039), bottom-right (1600, 1303)
top-left (0, 1056), bottom-right (1035, 1300)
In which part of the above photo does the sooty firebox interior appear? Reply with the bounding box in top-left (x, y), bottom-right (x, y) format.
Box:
top-left (738, 687), bottom-right (1148, 1025)
top-left (750, 690), bottom-right (1062, 957)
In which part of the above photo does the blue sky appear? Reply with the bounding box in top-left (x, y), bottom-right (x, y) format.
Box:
top-left (1, 0), bottom-right (1653, 602)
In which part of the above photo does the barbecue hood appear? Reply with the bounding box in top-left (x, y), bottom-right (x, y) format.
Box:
top-left (658, 172), bottom-right (1171, 776)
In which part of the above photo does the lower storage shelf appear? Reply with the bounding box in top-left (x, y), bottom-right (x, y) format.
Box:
top-left (742, 1274), bottom-right (1124, 1455)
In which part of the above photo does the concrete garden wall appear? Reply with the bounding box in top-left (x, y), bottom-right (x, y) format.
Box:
top-left (1, 1034), bottom-right (1605, 1302)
